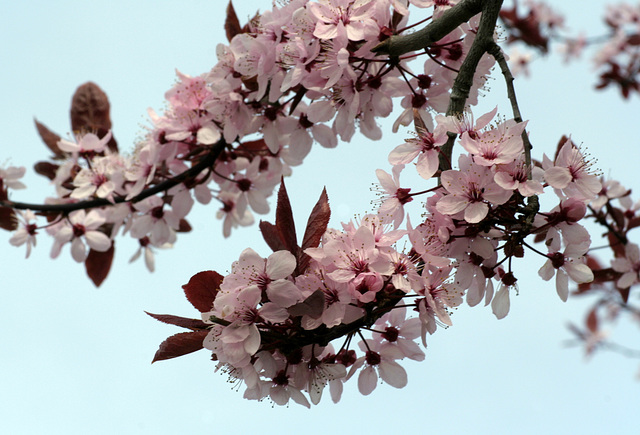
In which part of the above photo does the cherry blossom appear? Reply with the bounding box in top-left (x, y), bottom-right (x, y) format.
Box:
top-left (50, 210), bottom-right (111, 262)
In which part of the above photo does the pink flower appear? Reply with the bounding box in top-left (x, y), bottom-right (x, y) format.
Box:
top-left (543, 139), bottom-right (602, 201)
top-left (460, 118), bottom-right (527, 167)
top-left (51, 210), bottom-right (111, 262)
top-left (611, 243), bottom-right (640, 288)
top-left (372, 307), bottom-right (425, 361)
top-left (220, 248), bottom-right (303, 308)
top-left (388, 123), bottom-right (448, 180)
top-left (9, 210), bottom-right (38, 258)
top-left (307, 0), bottom-right (379, 41)
top-left (538, 239), bottom-right (594, 302)
top-left (0, 165), bottom-right (26, 190)
top-left (493, 157), bottom-right (544, 197)
top-left (348, 341), bottom-right (408, 395)
top-left (375, 165), bottom-right (412, 228)
top-left (58, 130), bottom-right (112, 156)
top-left (436, 155), bottom-right (512, 223)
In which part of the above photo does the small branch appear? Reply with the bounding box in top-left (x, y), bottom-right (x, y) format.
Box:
top-left (487, 41), bottom-right (534, 178)
top-left (439, 0), bottom-right (505, 171)
top-left (1, 139), bottom-right (227, 214)
top-left (372, 0), bottom-right (484, 57)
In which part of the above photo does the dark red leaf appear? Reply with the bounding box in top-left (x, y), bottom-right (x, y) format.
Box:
top-left (301, 188), bottom-right (330, 251)
top-left (33, 118), bottom-right (64, 158)
top-left (586, 308), bottom-right (598, 334)
top-left (182, 270), bottom-right (223, 312)
top-left (145, 312), bottom-right (209, 330)
top-left (608, 206), bottom-right (625, 232)
top-left (627, 34), bottom-right (640, 46)
top-left (70, 82), bottom-right (118, 153)
top-left (628, 216), bottom-right (640, 231)
top-left (225, 1), bottom-right (243, 42)
top-left (85, 243), bottom-right (114, 287)
top-left (618, 287), bottom-right (630, 304)
top-left (152, 330), bottom-right (209, 363)
top-left (33, 161), bottom-right (60, 181)
top-left (298, 188), bottom-right (331, 274)
top-left (0, 206), bottom-right (18, 231)
top-left (259, 220), bottom-right (287, 252)
top-left (607, 232), bottom-right (626, 258)
top-left (177, 218), bottom-right (192, 232)
top-left (287, 289), bottom-right (325, 319)
top-left (275, 179), bottom-right (298, 254)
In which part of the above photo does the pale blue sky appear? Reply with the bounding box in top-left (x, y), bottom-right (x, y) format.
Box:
top-left (0, 1), bottom-right (638, 434)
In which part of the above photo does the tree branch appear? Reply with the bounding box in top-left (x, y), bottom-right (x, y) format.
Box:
top-left (372, 0), bottom-right (484, 57)
top-left (439, 0), bottom-right (505, 171)
top-left (1, 139), bottom-right (227, 214)
top-left (487, 41), bottom-right (534, 178)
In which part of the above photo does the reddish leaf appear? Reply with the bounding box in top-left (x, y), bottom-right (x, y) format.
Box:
top-left (0, 206), bottom-right (18, 231)
top-left (85, 243), bottom-right (114, 287)
top-left (225, 1), bottom-right (243, 42)
top-left (152, 330), bottom-right (209, 363)
top-left (586, 308), bottom-right (598, 334)
top-left (275, 179), bottom-right (298, 254)
top-left (33, 118), bottom-right (64, 158)
top-left (287, 289), bottom-right (325, 319)
top-left (301, 187), bottom-right (330, 250)
top-left (177, 218), bottom-right (192, 232)
top-left (607, 232), bottom-right (626, 258)
top-left (627, 33), bottom-right (640, 46)
top-left (182, 270), bottom-right (223, 313)
top-left (145, 312), bottom-right (209, 331)
top-left (299, 188), bottom-right (331, 273)
top-left (259, 220), bottom-right (287, 252)
top-left (33, 161), bottom-right (60, 181)
top-left (70, 82), bottom-right (118, 153)
top-left (607, 205), bottom-right (625, 232)
top-left (628, 216), bottom-right (640, 231)
top-left (618, 287), bottom-right (630, 304)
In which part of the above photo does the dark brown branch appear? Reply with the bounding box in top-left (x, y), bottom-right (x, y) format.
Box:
top-left (439, 0), bottom-right (505, 171)
top-left (0, 139), bottom-right (227, 214)
top-left (372, 0), bottom-right (484, 57)
top-left (487, 41), bottom-right (534, 178)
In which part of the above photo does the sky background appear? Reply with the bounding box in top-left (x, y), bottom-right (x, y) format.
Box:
top-left (0, 1), bottom-right (638, 434)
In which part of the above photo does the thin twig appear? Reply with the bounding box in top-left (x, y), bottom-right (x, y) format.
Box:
top-left (1, 139), bottom-right (227, 214)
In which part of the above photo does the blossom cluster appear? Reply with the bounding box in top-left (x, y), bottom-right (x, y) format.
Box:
top-left (150, 103), bottom-right (637, 406)
top-left (4, 0), bottom-right (493, 279)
